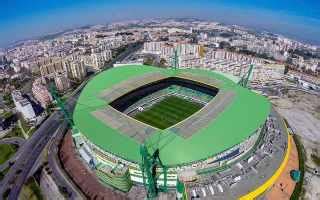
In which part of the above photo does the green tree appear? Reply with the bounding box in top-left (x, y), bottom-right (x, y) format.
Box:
top-left (3, 93), bottom-right (14, 108)
top-left (143, 57), bottom-right (155, 66)
top-left (284, 65), bottom-right (289, 75)
top-left (159, 58), bottom-right (167, 68)
top-left (219, 41), bottom-right (231, 49)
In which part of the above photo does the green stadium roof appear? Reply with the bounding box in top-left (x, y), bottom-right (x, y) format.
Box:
top-left (73, 65), bottom-right (271, 166)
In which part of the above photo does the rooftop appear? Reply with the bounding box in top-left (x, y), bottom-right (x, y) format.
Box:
top-left (73, 65), bottom-right (271, 166)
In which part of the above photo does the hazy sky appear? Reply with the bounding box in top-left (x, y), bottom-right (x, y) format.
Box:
top-left (1, 0), bottom-right (320, 47)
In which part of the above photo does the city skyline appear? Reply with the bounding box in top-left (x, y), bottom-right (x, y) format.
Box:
top-left (1, 0), bottom-right (320, 48)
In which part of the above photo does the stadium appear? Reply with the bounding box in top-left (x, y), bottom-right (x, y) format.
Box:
top-left (70, 65), bottom-right (289, 199)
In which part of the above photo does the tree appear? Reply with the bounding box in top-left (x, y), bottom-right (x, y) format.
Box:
top-left (3, 93), bottom-right (14, 108)
top-left (219, 41), bottom-right (231, 49)
top-left (284, 65), bottom-right (289, 75)
top-left (143, 57), bottom-right (155, 66)
top-left (3, 189), bottom-right (10, 198)
top-left (159, 58), bottom-right (167, 68)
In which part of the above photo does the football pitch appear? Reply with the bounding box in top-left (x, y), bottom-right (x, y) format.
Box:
top-left (133, 95), bottom-right (203, 129)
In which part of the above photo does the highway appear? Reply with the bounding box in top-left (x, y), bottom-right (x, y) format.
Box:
top-left (0, 85), bottom-right (82, 199)
top-left (0, 42), bottom-right (142, 200)
top-left (0, 138), bottom-right (25, 172)
top-left (47, 124), bottom-right (84, 199)
top-left (0, 111), bottom-right (63, 199)
top-left (107, 42), bottom-right (143, 67)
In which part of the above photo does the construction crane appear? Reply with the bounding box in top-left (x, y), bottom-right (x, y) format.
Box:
top-left (49, 83), bottom-right (74, 128)
top-left (139, 121), bottom-right (190, 199)
top-left (139, 119), bottom-right (179, 199)
top-left (238, 64), bottom-right (254, 88)
top-left (49, 83), bottom-right (83, 142)
top-left (140, 144), bottom-right (168, 199)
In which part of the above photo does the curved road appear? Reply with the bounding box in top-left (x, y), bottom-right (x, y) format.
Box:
top-left (0, 92), bottom-right (80, 199)
top-left (0, 137), bottom-right (25, 172)
top-left (47, 123), bottom-right (84, 199)
top-left (0, 137), bottom-right (25, 146)
top-left (0, 111), bottom-right (63, 199)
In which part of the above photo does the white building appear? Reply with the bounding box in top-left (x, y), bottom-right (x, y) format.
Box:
top-left (82, 50), bottom-right (112, 70)
top-left (12, 90), bottom-right (36, 121)
top-left (177, 43), bottom-right (201, 57)
top-left (32, 78), bottom-right (53, 108)
top-left (69, 60), bottom-right (86, 81)
top-left (54, 73), bottom-right (71, 92)
top-left (143, 42), bottom-right (164, 54)
top-left (39, 58), bottom-right (68, 78)
top-left (143, 42), bottom-right (203, 64)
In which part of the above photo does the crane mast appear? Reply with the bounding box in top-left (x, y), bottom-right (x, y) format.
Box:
top-left (140, 144), bottom-right (167, 199)
top-left (238, 64), bottom-right (254, 88)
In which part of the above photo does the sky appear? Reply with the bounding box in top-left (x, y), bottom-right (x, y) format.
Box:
top-left (1, 0), bottom-right (320, 47)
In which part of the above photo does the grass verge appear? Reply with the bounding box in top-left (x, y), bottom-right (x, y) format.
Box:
top-left (0, 167), bottom-right (10, 181)
top-left (19, 177), bottom-right (43, 200)
top-left (310, 153), bottom-right (320, 167)
top-left (4, 125), bottom-right (24, 138)
top-left (0, 144), bottom-right (16, 165)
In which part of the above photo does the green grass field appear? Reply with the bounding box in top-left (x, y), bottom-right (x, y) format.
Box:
top-left (133, 95), bottom-right (203, 129)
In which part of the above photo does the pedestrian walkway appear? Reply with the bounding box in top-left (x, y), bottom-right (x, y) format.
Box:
top-left (265, 136), bottom-right (299, 200)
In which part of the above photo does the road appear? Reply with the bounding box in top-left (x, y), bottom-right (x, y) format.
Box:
top-left (0, 138), bottom-right (25, 172)
top-left (105, 42), bottom-right (143, 67)
top-left (0, 42), bottom-right (142, 199)
top-left (0, 137), bottom-right (25, 146)
top-left (252, 81), bottom-right (320, 97)
top-left (47, 123), bottom-right (84, 199)
top-left (0, 111), bottom-right (63, 199)
top-left (0, 89), bottom-right (81, 199)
